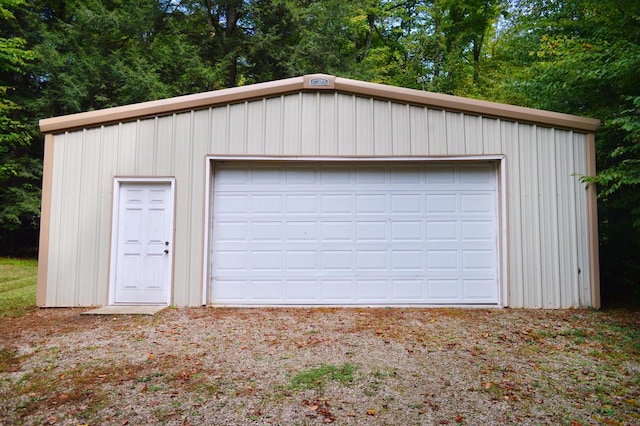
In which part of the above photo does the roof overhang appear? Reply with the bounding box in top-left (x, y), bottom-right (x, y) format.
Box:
top-left (39, 73), bottom-right (600, 134)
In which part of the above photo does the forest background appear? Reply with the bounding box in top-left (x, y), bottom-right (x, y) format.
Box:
top-left (1, 0), bottom-right (638, 307)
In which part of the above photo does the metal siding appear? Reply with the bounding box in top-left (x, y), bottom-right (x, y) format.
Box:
top-left (264, 97), bottom-right (283, 155)
top-left (356, 97), bottom-right (374, 155)
top-left (482, 118), bottom-right (502, 154)
top-left (428, 109), bottom-right (447, 155)
top-left (117, 122), bottom-right (137, 174)
top-left (46, 133), bottom-right (65, 305)
top-left (446, 112), bottom-right (465, 155)
top-left (136, 118), bottom-right (156, 174)
top-left (282, 94), bottom-right (301, 155)
top-left (246, 100), bottom-right (265, 154)
top-left (373, 100), bottom-right (393, 155)
top-left (171, 112), bottom-right (195, 306)
top-left (556, 131), bottom-right (580, 307)
top-left (464, 115), bottom-right (483, 154)
top-left (573, 134), bottom-right (591, 306)
top-left (228, 103), bottom-right (247, 154)
top-left (301, 93), bottom-right (319, 155)
top-left (537, 127), bottom-right (561, 308)
top-left (319, 93), bottom-right (338, 155)
top-left (392, 103), bottom-right (411, 155)
top-left (76, 128), bottom-right (103, 305)
top-left (410, 106), bottom-right (429, 155)
top-left (337, 94), bottom-right (356, 155)
top-left (501, 121), bottom-right (524, 307)
top-left (156, 116), bottom-right (175, 174)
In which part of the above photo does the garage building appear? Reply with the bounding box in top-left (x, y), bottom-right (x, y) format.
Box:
top-left (37, 74), bottom-right (600, 308)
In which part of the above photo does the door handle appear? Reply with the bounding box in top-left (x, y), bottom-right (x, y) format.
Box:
top-left (164, 249), bottom-right (169, 254)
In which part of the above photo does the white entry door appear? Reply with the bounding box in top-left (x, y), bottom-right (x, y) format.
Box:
top-left (112, 181), bottom-right (174, 305)
top-left (210, 162), bottom-right (499, 305)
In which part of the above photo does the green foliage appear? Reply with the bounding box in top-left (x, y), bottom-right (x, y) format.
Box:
top-left (0, 257), bottom-right (38, 317)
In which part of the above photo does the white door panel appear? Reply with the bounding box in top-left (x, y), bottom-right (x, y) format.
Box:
top-left (113, 182), bottom-right (173, 305)
top-left (210, 163), bottom-right (498, 305)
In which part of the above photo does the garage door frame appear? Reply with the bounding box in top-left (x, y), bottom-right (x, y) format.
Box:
top-left (202, 156), bottom-right (507, 306)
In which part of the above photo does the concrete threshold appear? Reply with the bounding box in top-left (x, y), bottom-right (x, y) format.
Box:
top-left (82, 305), bottom-right (168, 315)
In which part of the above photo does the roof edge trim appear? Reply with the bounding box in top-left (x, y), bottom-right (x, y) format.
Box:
top-left (39, 73), bottom-right (600, 133)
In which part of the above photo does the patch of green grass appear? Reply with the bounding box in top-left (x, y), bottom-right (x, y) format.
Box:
top-left (289, 363), bottom-right (357, 390)
top-left (0, 257), bottom-right (38, 317)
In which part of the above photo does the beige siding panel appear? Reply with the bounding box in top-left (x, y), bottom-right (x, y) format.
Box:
top-left (228, 103), bottom-right (247, 154)
top-left (247, 100), bottom-right (265, 154)
top-left (573, 134), bottom-right (591, 306)
top-left (446, 112), bottom-right (465, 155)
top-left (172, 112), bottom-right (195, 306)
top-left (410, 106), bottom-right (429, 155)
top-left (282, 94), bottom-right (301, 155)
top-left (520, 125), bottom-right (543, 307)
top-left (356, 97), bottom-right (374, 155)
top-left (337, 94), bottom-right (356, 155)
top-left (75, 128), bottom-right (103, 305)
top-left (136, 118), bottom-right (156, 174)
top-left (45, 134), bottom-right (65, 305)
top-left (210, 106), bottom-right (229, 154)
top-left (95, 125), bottom-right (120, 305)
top-left (193, 109), bottom-right (211, 158)
top-left (264, 97), bottom-right (284, 155)
top-left (392, 103), bottom-right (411, 155)
top-left (373, 100), bottom-right (393, 155)
top-left (464, 115), bottom-right (483, 154)
top-left (502, 120), bottom-right (523, 307)
top-left (156, 116), bottom-right (175, 174)
top-left (116, 122), bottom-right (138, 174)
top-left (555, 131), bottom-right (580, 307)
top-left (56, 131), bottom-right (84, 305)
top-left (319, 93), bottom-right (338, 155)
top-left (537, 127), bottom-right (561, 308)
top-left (482, 118), bottom-right (502, 154)
top-left (301, 93), bottom-right (320, 155)
top-left (427, 109), bottom-right (447, 155)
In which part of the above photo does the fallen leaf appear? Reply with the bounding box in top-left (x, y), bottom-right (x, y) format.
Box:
top-left (310, 405), bottom-right (319, 411)
top-left (367, 408), bottom-right (376, 416)
top-left (147, 353), bottom-right (155, 360)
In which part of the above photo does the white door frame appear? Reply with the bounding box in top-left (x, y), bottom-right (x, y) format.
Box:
top-left (108, 177), bottom-right (176, 306)
top-left (202, 156), bottom-right (508, 306)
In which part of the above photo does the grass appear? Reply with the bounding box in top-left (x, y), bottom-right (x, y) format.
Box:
top-left (289, 363), bottom-right (357, 390)
top-left (0, 257), bottom-right (38, 317)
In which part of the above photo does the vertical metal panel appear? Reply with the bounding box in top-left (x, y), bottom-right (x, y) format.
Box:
top-left (210, 106), bottom-right (229, 154)
top-left (427, 109), bottom-right (447, 154)
top-left (337, 94), bottom-right (356, 155)
top-left (116, 122), bottom-right (137, 174)
top-left (136, 119), bottom-right (156, 174)
top-left (537, 127), bottom-right (561, 308)
top-left (75, 127), bottom-right (103, 305)
top-left (171, 112), bottom-right (195, 306)
top-left (355, 97), bottom-right (374, 155)
top-left (228, 103), bottom-right (247, 154)
top-left (446, 112), bottom-right (465, 154)
top-left (520, 124), bottom-right (543, 307)
top-left (246, 100), bottom-right (265, 154)
top-left (46, 133), bottom-right (65, 305)
top-left (282, 94), bottom-right (301, 154)
top-left (555, 130), bottom-right (580, 307)
top-left (410, 106), bottom-right (429, 155)
top-left (373, 100), bottom-right (393, 155)
top-left (501, 120), bottom-right (524, 307)
top-left (392, 103), bottom-right (411, 155)
top-left (156, 116), bottom-right (175, 174)
top-left (464, 115), bottom-right (483, 154)
top-left (319, 93), bottom-right (338, 155)
top-left (301, 93), bottom-right (319, 155)
top-left (482, 118), bottom-right (502, 154)
top-left (573, 133), bottom-right (591, 306)
top-left (264, 97), bottom-right (283, 155)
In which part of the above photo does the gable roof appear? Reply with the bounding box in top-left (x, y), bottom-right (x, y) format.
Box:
top-left (39, 73), bottom-right (600, 133)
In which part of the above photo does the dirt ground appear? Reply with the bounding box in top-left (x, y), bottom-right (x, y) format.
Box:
top-left (1, 307), bottom-right (639, 425)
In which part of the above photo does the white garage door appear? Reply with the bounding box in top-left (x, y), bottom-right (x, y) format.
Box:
top-left (210, 162), bottom-right (498, 305)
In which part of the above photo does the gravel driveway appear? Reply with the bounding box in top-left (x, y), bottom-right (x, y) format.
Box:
top-left (1, 307), bottom-right (638, 425)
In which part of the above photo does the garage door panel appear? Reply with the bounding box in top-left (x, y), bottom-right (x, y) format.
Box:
top-left (211, 162), bottom-right (498, 305)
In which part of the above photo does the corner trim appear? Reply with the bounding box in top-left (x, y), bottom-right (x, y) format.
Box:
top-left (585, 133), bottom-right (601, 308)
top-left (36, 134), bottom-right (55, 306)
